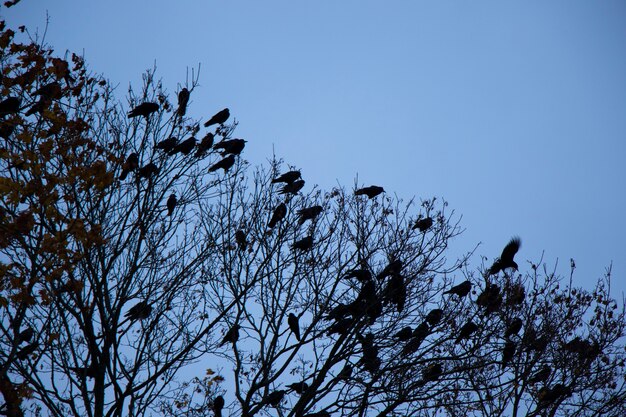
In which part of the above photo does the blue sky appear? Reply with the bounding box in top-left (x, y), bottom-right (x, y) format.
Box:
top-left (5, 1), bottom-right (626, 295)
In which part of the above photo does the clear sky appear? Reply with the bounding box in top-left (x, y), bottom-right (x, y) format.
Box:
top-left (4, 1), bottom-right (626, 296)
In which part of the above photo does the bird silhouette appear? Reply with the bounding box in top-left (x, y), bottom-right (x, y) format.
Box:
top-left (177, 88), bottom-right (189, 117)
top-left (537, 384), bottom-right (571, 408)
top-left (326, 303), bottom-right (351, 321)
top-left (214, 138), bottom-right (246, 156)
top-left (477, 284), bottom-right (503, 314)
top-left (377, 259), bottom-right (402, 280)
top-left (16, 327), bottom-right (34, 344)
top-left (383, 273), bottom-right (406, 313)
top-left (425, 309), bottom-right (443, 327)
top-left (125, 301), bottom-right (152, 321)
top-left (268, 203), bottom-right (287, 228)
top-left (327, 317), bottom-right (353, 335)
top-left (195, 132), bottom-right (215, 157)
top-left (297, 205), bottom-right (323, 225)
top-left (272, 170), bottom-right (301, 184)
top-left (505, 282), bottom-right (526, 306)
top-left (69, 363), bottom-right (98, 379)
top-left (355, 185), bottom-right (384, 199)
top-left (208, 155), bottom-right (236, 172)
top-left (212, 395), bottom-right (224, 417)
top-left (0, 121), bottom-right (15, 139)
top-left (286, 381), bottom-right (308, 394)
top-left (128, 102), bottom-right (159, 118)
top-left (413, 216), bottom-right (433, 232)
top-left (166, 194), bottom-right (177, 216)
top-left (0, 97), bottom-right (20, 116)
top-left (413, 321), bottom-right (430, 339)
top-left (443, 280), bottom-right (472, 297)
top-left (170, 137), bottom-right (197, 155)
top-left (505, 318), bottom-right (523, 339)
top-left (337, 364), bottom-right (353, 380)
top-left (358, 333), bottom-right (380, 373)
top-left (501, 340), bottom-right (516, 369)
top-left (280, 179), bottom-right (305, 195)
top-left (422, 363), bottom-right (443, 383)
top-left (204, 108), bottom-right (230, 127)
top-left (235, 230), bottom-right (247, 251)
top-left (24, 98), bottom-right (49, 116)
top-left (343, 268), bottom-right (372, 282)
top-left (16, 341), bottom-right (39, 360)
top-left (120, 152), bottom-right (139, 180)
top-left (395, 326), bottom-right (413, 341)
top-left (488, 237), bottom-right (521, 275)
top-left (293, 235), bottom-right (313, 251)
top-left (137, 162), bottom-right (159, 179)
top-left (34, 81), bottom-right (62, 99)
top-left (220, 324), bottom-right (240, 347)
top-left (288, 313), bottom-right (301, 341)
top-left (263, 390), bottom-right (287, 407)
top-left (528, 365), bottom-right (551, 385)
top-left (455, 321), bottom-right (478, 343)
top-left (155, 137), bottom-right (178, 153)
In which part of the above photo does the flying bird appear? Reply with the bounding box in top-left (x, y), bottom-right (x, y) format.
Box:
top-left (355, 185), bottom-right (384, 199)
top-left (208, 155), bottom-right (236, 172)
top-left (170, 137), bottom-right (197, 155)
top-left (488, 237), bottom-right (522, 275)
top-left (297, 205), bottom-right (323, 225)
top-left (235, 230), bottom-right (247, 251)
top-left (272, 170), bottom-right (301, 184)
top-left (214, 138), bottom-right (246, 155)
top-left (120, 152), bottom-right (139, 180)
top-left (280, 179), bottom-right (305, 195)
top-left (128, 102), bottom-right (159, 118)
top-left (212, 395), bottom-right (224, 417)
top-left (413, 216), bottom-right (433, 232)
top-left (195, 132), bottom-right (215, 157)
top-left (220, 324), bottom-right (240, 347)
top-left (204, 108), bottom-right (230, 127)
top-left (124, 301), bottom-right (152, 321)
top-left (166, 194), bottom-right (177, 216)
top-left (443, 280), bottom-right (472, 297)
top-left (293, 235), bottom-right (313, 251)
top-left (177, 87), bottom-right (189, 116)
top-left (155, 137), bottom-right (178, 153)
top-left (268, 203), bottom-right (287, 228)
top-left (288, 313), bottom-right (301, 341)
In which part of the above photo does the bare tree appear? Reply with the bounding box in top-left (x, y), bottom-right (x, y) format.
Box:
top-left (1, 16), bottom-right (625, 417)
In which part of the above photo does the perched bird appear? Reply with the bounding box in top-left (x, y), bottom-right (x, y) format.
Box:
top-left (16, 342), bottom-right (39, 360)
top-left (204, 108), bottom-right (230, 127)
top-left (293, 235), bottom-right (314, 251)
top-left (235, 230), bottom-right (247, 251)
top-left (402, 335), bottom-right (424, 356)
top-left (501, 340), bottom-right (516, 369)
top-left (355, 185), bottom-right (385, 199)
top-left (377, 259), bottom-right (403, 280)
top-left (195, 132), bottom-right (215, 157)
top-left (0, 96), bottom-right (21, 116)
top-left (213, 395), bottom-right (225, 417)
top-left (422, 363), bottom-right (443, 383)
top-left (208, 155), bottom-right (236, 173)
top-left (137, 162), bottom-right (159, 179)
top-left (488, 237), bottom-right (522, 275)
top-left (155, 137), bottom-right (178, 153)
top-left (505, 318), bottom-right (523, 339)
top-left (268, 203), bottom-right (287, 228)
top-left (297, 205), bottom-right (323, 225)
top-left (326, 303), bottom-right (351, 321)
top-left (413, 216), bottom-right (433, 232)
top-left (476, 284), bottom-right (502, 314)
top-left (128, 102), bottom-right (159, 118)
top-left (528, 365), bottom-right (552, 385)
top-left (280, 179), bottom-right (305, 195)
top-left (443, 280), bottom-right (472, 297)
top-left (263, 390), bottom-right (287, 407)
top-left (506, 282), bottom-right (526, 306)
top-left (413, 321), bottom-right (430, 340)
top-left (24, 98), bottom-right (49, 116)
top-left (455, 321), bottom-right (478, 343)
top-left (537, 384), bottom-right (571, 408)
top-left (343, 268), bottom-right (372, 282)
top-left (220, 324), bottom-right (241, 347)
top-left (327, 317), bottom-right (353, 336)
top-left (170, 137), bottom-right (197, 155)
top-left (69, 364), bottom-right (98, 379)
top-left (337, 364), bottom-right (353, 380)
top-left (425, 309), bottom-right (443, 327)
top-left (272, 170), bottom-right (301, 184)
top-left (286, 381), bottom-right (308, 394)
top-left (125, 301), bottom-right (152, 321)
top-left (16, 327), bottom-right (35, 344)
top-left (359, 333), bottom-right (380, 373)
top-left (120, 152), bottom-right (139, 180)
top-left (34, 81), bottom-right (62, 99)
top-left (166, 194), bottom-right (177, 216)
top-left (383, 273), bottom-right (406, 313)
top-left (288, 313), bottom-right (301, 341)
top-left (0, 121), bottom-right (15, 139)
top-left (214, 138), bottom-right (246, 156)
top-left (177, 87), bottom-right (190, 117)
top-left (394, 326), bottom-right (413, 341)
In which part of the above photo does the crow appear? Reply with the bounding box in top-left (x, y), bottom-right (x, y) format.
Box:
top-left (204, 108), bottom-right (230, 127)
top-left (177, 87), bottom-right (189, 117)
top-left (170, 137), bottom-right (197, 155)
top-left (343, 268), bottom-right (372, 282)
top-left (488, 237), bottom-right (521, 275)
top-left (24, 98), bottom-right (49, 116)
top-left (394, 326), bottom-right (413, 341)
top-left (208, 155), bottom-right (236, 172)
top-left (506, 282), bottom-right (526, 306)
top-left (422, 363), bottom-right (443, 383)
top-left (288, 313), bottom-right (301, 341)
top-left (128, 102), bottom-right (159, 118)
top-left (166, 194), bottom-right (177, 216)
top-left (455, 321), bottom-right (478, 343)
top-left (69, 364), bottom-right (98, 379)
top-left (443, 280), bottom-right (472, 297)
top-left (214, 138), bottom-right (246, 156)
top-left (34, 81), bottom-right (62, 99)
top-left (137, 162), bottom-right (159, 179)
top-left (212, 395), bottom-right (224, 417)
top-left (293, 235), bottom-right (313, 251)
top-left (0, 97), bottom-right (20, 116)
top-left (337, 364), bottom-right (353, 380)
top-left (402, 335), bottom-right (424, 356)
top-left (280, 179), bottom-right (305, 195)
top-left (383, 273), bottom-right (406, 313)
top-left (501, 340), bottom-right (516, 369)
top-left (16, 327), bottom-right (34, 344)
top-left (235, 230), bottom-right (247, 251)
top-left (155, 137), bottom-right (178, 153)
top-left (195, 132), bottom-right (215, 157)
top-left (268, 203), bottom-right (287, 228)
top-left (327, 317), bottom-right (353, 335)
top-left (297, 205), bottom-right (323, 225)
top-left (120, 152), bottom-right (139, 180)
top-left (326, 303), bottom-right (351, 321)
top-left (220, 324), bottom-right (240, 347)
top-left (359, 333), bottom-right (380, 373)
top-left (286, 381), bottom-right (308, 394)
top-left (505, 318), bottom-right (523, 339)
top-left (477, 284), bottom-right (502, 314)
top-left (413, 216), bottom-right (433, 232)
top-left (537, 384), bottom-right (571, 408)
top-left (528, 365), bottom-right (551, 385)
top-left (413, 321), bottom-right (430, 340)
top-left (263, 390), bottom-right (287, 407)
top-left (425, 309), bottom-right (443, 327)
top-left (355, 185), bottom-right (384, 199)
top-left (0, 121), bottom-right (15, 139)
top-left (16, 342), bottom-right (39, 360)
top-left (124, 301), bottom-right (152, 321)
top-left (377, 259), bottom-right (402, 280)
top-left (272, 170), bottom-right (301, 184)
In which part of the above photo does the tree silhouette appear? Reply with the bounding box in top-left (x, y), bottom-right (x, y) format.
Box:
top-left (1, 16), bottom-right (625, 417)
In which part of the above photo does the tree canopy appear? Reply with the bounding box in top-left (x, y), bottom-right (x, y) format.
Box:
top-left (1, 13), bottom-right (625, 417)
